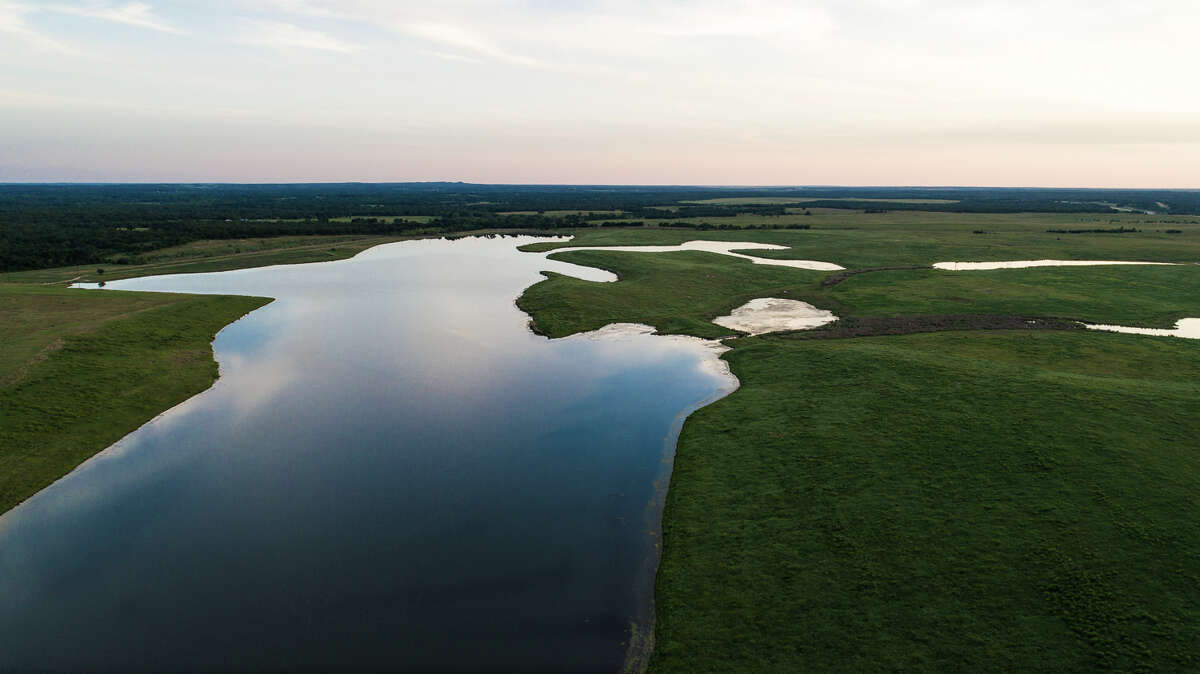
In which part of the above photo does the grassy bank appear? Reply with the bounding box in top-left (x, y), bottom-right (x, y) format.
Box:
top-left (515, 233), bottom-right (1200, 671)
top-left (0, 284), bottom-right (270, 515)
top-left (2, 230), bottom-right (556, 517)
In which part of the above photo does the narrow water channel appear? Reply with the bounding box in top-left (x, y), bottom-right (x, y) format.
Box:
top-left (0, 237), bottom-right (736, 672)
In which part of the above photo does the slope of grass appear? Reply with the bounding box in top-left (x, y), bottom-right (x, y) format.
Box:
top-left (0, 286), bottom-right (270, 514)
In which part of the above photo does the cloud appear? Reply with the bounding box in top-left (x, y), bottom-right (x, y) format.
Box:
top-left (0, 0), bottom-right (77, 52)
top-left (239, 19), bottom-right (360, 53)
top-left (47, 2), bottom-right (179, 33)
top-left (399, 21), bottom-right (543, 68)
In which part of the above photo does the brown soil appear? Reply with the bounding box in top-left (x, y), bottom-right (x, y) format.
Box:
top-left (820, 266), bottom-right (928, 288)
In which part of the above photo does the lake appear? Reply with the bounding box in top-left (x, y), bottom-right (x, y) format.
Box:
top-left (0, 236), bottom-right (736, 672)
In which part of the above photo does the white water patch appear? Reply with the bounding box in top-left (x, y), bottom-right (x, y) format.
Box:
top-left (933, 260), bottom-right (1176, 271)
top-left (1085, 318), bottom-right (1200, 340)
top-left (712, 298), bottom-right (838, 336)
top-left (570, 323), bottom-right (738, 385)
top-left (547, 240), bottom-right (845, 271)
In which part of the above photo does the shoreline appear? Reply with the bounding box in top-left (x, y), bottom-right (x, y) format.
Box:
top-left (622, 355), bottom-right (740, 674)
top-left (542, 323), bottom-right (741, 674)
top-left (0, 294), bottom-right (272, 519)
top-left (10, 235), bottom-right (737, 673)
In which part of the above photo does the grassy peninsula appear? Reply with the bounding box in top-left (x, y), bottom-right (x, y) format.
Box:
top-left (518, 227), bottom-right (1200, 671)
top-left (0, 284), bottom-right (270, 515)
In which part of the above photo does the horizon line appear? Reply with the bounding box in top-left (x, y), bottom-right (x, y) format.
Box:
top-left (2, 181), bottom-right (1199, 191)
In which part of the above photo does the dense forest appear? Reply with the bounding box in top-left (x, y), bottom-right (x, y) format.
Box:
top-left (2, 183), bottom-right (1198, 271)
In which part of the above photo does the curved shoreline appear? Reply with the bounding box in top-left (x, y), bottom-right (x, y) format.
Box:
top-left (547, 240), bottom-right (845, 271)
top-left (19, 236), bottom-right (740, 673)
top-left (545, 324), bottom-right (740, 674)
top-left (0, 294), bottom-right (272, 520)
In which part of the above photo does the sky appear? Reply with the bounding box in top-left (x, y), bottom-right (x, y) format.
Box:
top-left (1, 0), bottom-right (1198, 186)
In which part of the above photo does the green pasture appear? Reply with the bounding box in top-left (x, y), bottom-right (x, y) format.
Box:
top-left (6, 209), bottom-right (1200, 670)
top-left (514, 227), bottom-right (1200, 672)
top-left (0, 285), bottom-right (270, 515)
top-left (525, 211), bottom-right (1200, 268)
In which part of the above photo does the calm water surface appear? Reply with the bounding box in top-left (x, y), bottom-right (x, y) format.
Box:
top-left (0, 237), bottom-right (735, 672)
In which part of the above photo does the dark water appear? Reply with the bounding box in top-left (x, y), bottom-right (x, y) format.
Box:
top-left (0, 237), bottom-right (735, 672)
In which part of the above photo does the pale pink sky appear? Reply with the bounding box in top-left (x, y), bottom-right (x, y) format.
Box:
top-left (2, 1), bottom-right (1198, 186)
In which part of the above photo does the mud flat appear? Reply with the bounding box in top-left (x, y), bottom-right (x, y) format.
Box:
top-left (712, 298), bottom-right (837, 335)
top-left (548, 240), bottom-right (844, 271)
top-left (934, 260), bottom-right (1176, 271)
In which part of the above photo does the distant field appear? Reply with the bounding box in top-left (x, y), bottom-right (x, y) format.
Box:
top-left (830, 265), bottom-right (1200, 328)
top-left (682, 197), bottom-right (962, 205)
top-left (523, 210), bottom-right (1200, 268)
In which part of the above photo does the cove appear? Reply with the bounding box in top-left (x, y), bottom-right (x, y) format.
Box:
top-left (0, 237), bottom-right (737, 673)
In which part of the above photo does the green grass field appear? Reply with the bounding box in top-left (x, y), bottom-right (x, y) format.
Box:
top-left (0, 285), bottom-right (270, 514)
top-left (652, 332), bottom-right (1200, 672)
top-left (6, 211), bottom-right (1200, 670)
top-left (0, 234), bottom-right (408, 514)
top-left (515, 221), bottom-right (1200, 671)
top-left (525, 210), bottom-right (1200, 268)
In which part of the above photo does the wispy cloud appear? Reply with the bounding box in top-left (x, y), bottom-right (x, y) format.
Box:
top-left (47, 2), bottom-right (179, 33)
top-left (399, 21), bottom-right (542, 68)
top-left (419, 49), bottom-right (485, 66)
top-left (0, 0), bottom-right (77, 52)
top-left (239, 19), bottom-right (360, 53)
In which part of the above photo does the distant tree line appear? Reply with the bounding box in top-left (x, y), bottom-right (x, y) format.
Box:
top-left (3, 183), bottom-right (1198, 272)
top-left (1046, 227), bottom-right (1141, 234)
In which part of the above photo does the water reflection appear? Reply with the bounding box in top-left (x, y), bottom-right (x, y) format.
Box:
top-left (0, 237), bottom-right (734, 673)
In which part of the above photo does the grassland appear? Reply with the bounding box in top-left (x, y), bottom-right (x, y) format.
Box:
top-left (6, 209), bottom-right (1200, 669)
top-left (519, 251), bottom-right (827, 339)
top-left (0, 233), bottom-right (407, 514)
top-left (3, 230), bottom-right (554, 518)
top-left (0, 284), bottom-right (269, 514)
top-left (524, 209), bottom-right (1200, 268)
top-left (515, 219), bottom-right (1200, 671)
top-left (652, 332), bottom-right (1200, 672)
